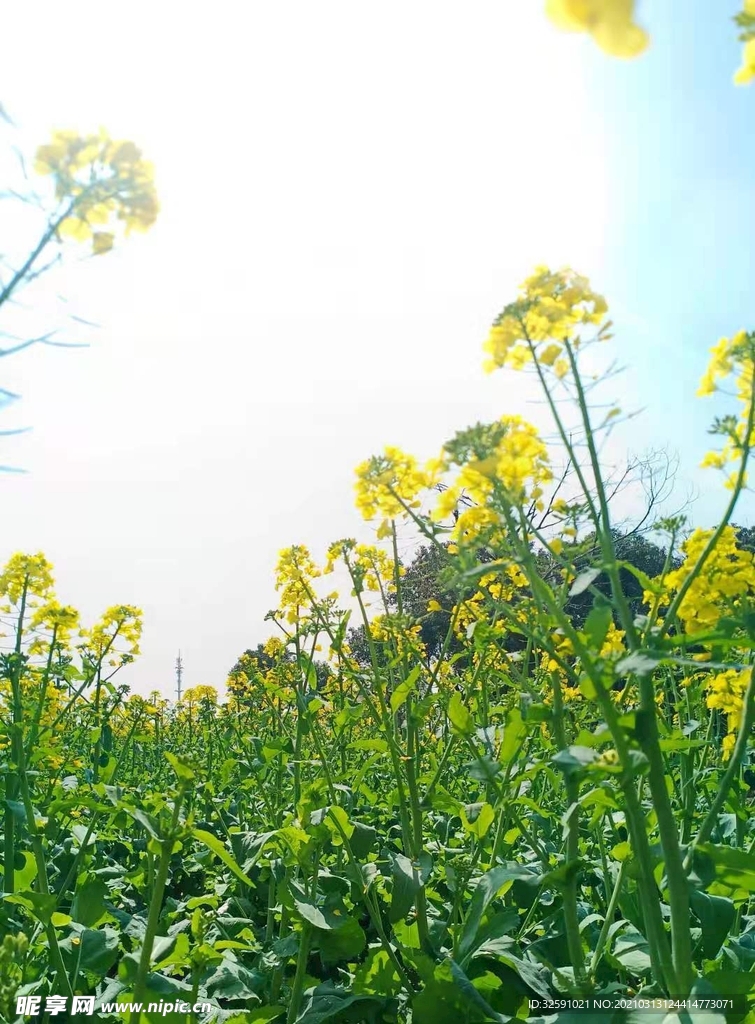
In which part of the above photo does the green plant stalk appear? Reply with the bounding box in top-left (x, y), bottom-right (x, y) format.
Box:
top-left (3, 576), bottom-right (30, 896)
top-left (15, 734), bottom-right (73, 1001)
top-left (130, 789), bottom-right (186, 1023)
top-left (589, 860), bottom-right (627, 978)
top-left (504, 351), bottom-right (678, 993)
top-left (287, 856), bottom-right (320, 1024)
top-left (636, 671), bottom-right (693, 992)
top-left (286, 921), bottom-right (313, 1024)
top-left (270, 866), bottom-right (291, 1004)
top-left (550, 670), bottom-right (586, 987)
top-left (403, 693), bottom-right (431, 953)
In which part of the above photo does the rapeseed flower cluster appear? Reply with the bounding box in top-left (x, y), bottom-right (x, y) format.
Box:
top-left (325, 540), bottom-right (399, 596)
top-left (483, 267), bottom-right (609, 376)
top-left (80, 604), bottom-right (143, 667)
top-left (354, 447), bottom-right (438, 537)
top-left (545, 0), bottom-right (648, 58)
top-left (274, 545), bottom-right (321, 623)
top-left (370, 613), bottom-right (427, 661)
top-left (434, 416), bottom-right (552, 528)
top-left (27, 600), bottom-right (80, 657)
top-left (182, 685), bottom-right (219, 707)
top-left (706, 667), bottom-right (751, 760)
top-left (698, 330), bottom-right (755, 486)
top-left (35, 128), bottom-right (159, 252)
top-left (653, 527), bottom-right (755, 635)
top-left (0, 552), bottom-right (55, 606)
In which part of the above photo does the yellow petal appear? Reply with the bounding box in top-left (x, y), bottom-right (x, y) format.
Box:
top-left (546, 0), bottom-right (591, 32)
top-left (58, 217), bottom-right (92, 242)
top-left (92, 231), bottom-right (115, 255)
top-left (592, 19), bottom-right (649, 58)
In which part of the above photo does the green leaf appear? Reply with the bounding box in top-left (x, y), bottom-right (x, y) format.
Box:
top-left (71, 875), bottom-right (109, 927)
top-left (689, 890), bottom-right (735, 960)
top-left (552, 745), bottom-right (596, 775)
top-left (291, 886), bottom-right (351, 931)
top-left (660, 977), bottom-right (728, 1024)
top-left (612, 927), bottom-right (652, 973)
top-left (226, 1010), bottom-right (285, 1024)
top-left (292, 982), bottom-right (384, 1024)
top-left (391, 666), bottom-right (421, 712)
top-left (584, 600), bottom-right (613, 649)
top-left (499, 708), bottom-right (526, 765)
top-left (459, 802), bottom-right (495, 839)
top-left (449, 959), bottom-right (511, 1023)
top-left (616, 651), bottom-right (661, 676)
top-left (324, 805), bottom-right (354, 847)
top-left (316, 916), bottom-right (366, 963)
top-left (389, 852), bottom-right (432, 924)
top-left (569, 567), bottom-right (602, 596)
top-left (457, 864), bottom-right (539, 965)
top-left (60, 925), bottom-right (120, 975)
top-left (4, 799), bottom-right (26, 822)
top-left (447, 692), bottom-right (475, 737)
top-left (693, 843), bottom-right (755, 896)
top-left (353, 948), bottom-right (403, 998)
top-left (4, 890), bottom-right (57, 925)
top-left (193, 829), bottom-right (254, 887)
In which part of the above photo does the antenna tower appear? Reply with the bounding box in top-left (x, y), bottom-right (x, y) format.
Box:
top-left (175, 650), bottom-right (184, 703)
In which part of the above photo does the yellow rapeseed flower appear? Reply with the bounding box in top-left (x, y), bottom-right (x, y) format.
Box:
top-left (546, 0), bottom-right (649, 58)
top-left (354, 447), bottom-right (436, 535)
top-left (35, 129), bottom-right (159, 253)
top-left (655, 527), bottom-right (755, 635)
top-left (483, 267), bottom-right (608, 374)
top-left (734, 38), bottom-right (755, 85)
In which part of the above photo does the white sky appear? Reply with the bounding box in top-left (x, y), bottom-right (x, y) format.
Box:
top-left (0, 2), bottom-right (616, 695)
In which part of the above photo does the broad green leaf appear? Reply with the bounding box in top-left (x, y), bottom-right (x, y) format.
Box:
top-left (457, 864), bottom-right (539, 965)
top-left (460, 802), bottom-right (495, 839)
top-left (689, 890), bottom-right (735, 960)
top-left (569, 567), bottom-right (602, 596)
top-left (292, 982), bottom-right (383, 1024)
top-left (353, 948), bottom-right (403, 998)
top-left (60, 925), bottom-right (120, 975)
top-left (447, 692), bottom-right (475, 737)
top-left (391, 666), bottom-right (421, 712)
top-left (71, 875), bottom-right (109, 927)
top-left (389, 852), bottom-right (432, 924)
top-left (694, 843), bottom-right (755, 896)
top-left (194, 829), bottom-right (254, 887)
top-left (316, 916), bottom-right (366, 963)
top-left (584, 600), bottom-right (613, 649)
top-left (499, 708), bottom-right (526, 765)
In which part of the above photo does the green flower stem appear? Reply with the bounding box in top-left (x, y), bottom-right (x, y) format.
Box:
top-left (550, 670), bottom-right (586, 986)
top-left (636, 671), bottom-right (693, 992)
top-left (512, 344), bottom-right (679, 994)
top-left (130, 788), bottom-right (186, 1023)
top-left (589, 860), bottom-right (626, 978)
top-left (286, 921), bottom-right (313, 1024)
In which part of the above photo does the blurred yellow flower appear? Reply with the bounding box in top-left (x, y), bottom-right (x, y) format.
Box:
top-left (546, 0), bottom-right (648, 58)
top-left (734, 38), bottom-right (755, 85)
top-left (34, 128), bottom-right (159, 253)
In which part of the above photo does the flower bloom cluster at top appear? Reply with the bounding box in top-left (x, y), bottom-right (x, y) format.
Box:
top-left (34, 128), bottom-right (159, 253)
